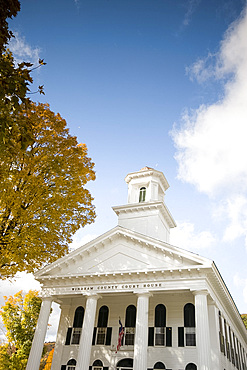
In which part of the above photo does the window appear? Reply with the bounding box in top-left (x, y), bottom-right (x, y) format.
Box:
top-left (92, 359), bottom-right (103, 370)
top-left (184, 304), bottom-right (196, 346)
top-left (185, 363), bottom-right (197, 370)
top-left (66, 359), bottom-right (76, 370)
top-left (65, 306), bottom-right (84, 345)
top-left (148, 305), bottom-right (172, 347)
top-left (224, 319), bottom-right (230, 360)
top-left (125, 305), bottom-right (136, 345)
top-left (155, 304), bottom-right (166, 346)
top-left (218, 311), bottom-right (225, 354)
top-left (96, 306), bottom-right (109, 345)
top-left (71, 328), bottom-right (81, 345)
top-left (139, 187), bottom-right (146, 202)
top-left (154, 362), bottom-right (166, 369)
top-left (92, 306), bottom-right (112, 346)
top-left (116, 358), bottom-right (133, 370)
top-left (229, 326), bottom-right (235, 365)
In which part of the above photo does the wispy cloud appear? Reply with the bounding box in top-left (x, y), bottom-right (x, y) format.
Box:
top-left (74, 0), bottom-right (80, 9)
top-left (170, 221), bottom-right (216, 252)
top-left (182, 0), bottom-right (201, 27)
top-left (171, 6), bottom-right (247, 246)
top-left (8, 32), bottom-right (41, 66)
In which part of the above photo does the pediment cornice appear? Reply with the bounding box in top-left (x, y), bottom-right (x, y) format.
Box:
top-left (35, 226), bottom-right (211, 278)
top-left (112, 201), bottom-right (176, 228)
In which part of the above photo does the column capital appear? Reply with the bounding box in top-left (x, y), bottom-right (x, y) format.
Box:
top-left (41, 295), bottom-right (53, 302)
top-left (133, 289), bottom-right (152, 297)
top-left (84, 293), bottom-right (101, 300)
top-left (192, 289), bottom-right (209, 296)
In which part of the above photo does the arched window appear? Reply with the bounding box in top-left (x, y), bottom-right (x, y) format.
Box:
top-left (96, 306), bottom-right (109, 345)
top-left (125, 305), bottom-right (136, 345)
top-left (92, 359), bottom-right (103, 370)
top-left (154, 361), bottom-right (166, 369)
top-left (73, 306), bottom-right (84, 327)
top-left (155, 304), bottom-right (166, 346)
top-left (184, 303), bottom-right (196, 346)
top-left (116, 358), bottom-right (133, 369)
top-left (71, 306), bottom-right (84, 344)
top-left (185, 363), bottom-right (197, 370)
top-left (184, 304), bottom-right (195, 327)
top-left (67, 359), bottom-right (76, 370)
top-left (97, 306), bottom-right (109, 327)
top-left (139, 187), bottom-right (146, 202)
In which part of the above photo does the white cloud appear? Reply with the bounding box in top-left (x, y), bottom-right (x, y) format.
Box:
top-left (0, 272), bottom-right (60, 342)
top-left (8, 32), bottom-right (41, 66)
top-left (222, 195), bottom-right (247, 248)
top-left (0, 272), bottom-right (41, 342)
top-left (69, 230), bottom-right (98, 251)
top-left (172, 6), bottom-right (247, 246)
top-left (46, 302), bottom-right (61, 342)
top-left (186, 53), bottom-right (216, 83)
top-left (170, 221), bottom-right (216, 251)
top-left (233, 274), bottom-right (247, 305)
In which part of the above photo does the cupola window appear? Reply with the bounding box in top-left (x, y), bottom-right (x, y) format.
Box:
top-left (139, 187), bottom-right (146, 202)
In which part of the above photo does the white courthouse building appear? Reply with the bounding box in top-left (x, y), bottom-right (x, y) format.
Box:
top-left (26, 167), bottom-right (247, 370)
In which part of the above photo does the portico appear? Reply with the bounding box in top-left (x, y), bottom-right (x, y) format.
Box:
top-left (27, 168), bottom-right (247, 370)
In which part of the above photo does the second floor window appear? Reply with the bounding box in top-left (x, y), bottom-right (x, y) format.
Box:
top-left (65, 306), bottom-right (84, 346)
top-left (96, 306), bottom-right (109, 345)
top-left (139, 187), bottom-right (146, 202)
top-left (125, 305), bottom-right (136, 345)
top-left (155, 304), bottom-right (166, 346)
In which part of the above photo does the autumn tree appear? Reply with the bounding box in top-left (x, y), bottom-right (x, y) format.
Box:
top-left (0, 290), bottom-right (42, 369)
top-left (0, 0), bottom-right (45, 146)
top-left (43, 347), bottom-right (54, 370)
top-left (241, 314), bottom-right (247, 329)
top-left (0, 102), bottom-right (95, 277)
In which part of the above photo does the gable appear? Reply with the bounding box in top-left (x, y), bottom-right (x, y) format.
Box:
top-left (36, 227), bottom-right (211, 278)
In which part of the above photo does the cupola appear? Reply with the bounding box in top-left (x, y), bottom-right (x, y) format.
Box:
top-left (125, 166), bottom-right (169, 204)
top-left (112, 167), bottom-right (176, 243)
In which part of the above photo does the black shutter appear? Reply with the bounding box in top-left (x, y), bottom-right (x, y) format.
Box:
top-left (65, 327), bottom-right (72, 345)
top-left (61, 366), bottom-right (66, 370)
top-left (89, 367), bottom-right (92, 370)
top-left (148, 327), bottom-right (154, 346)
top-left (92, 327), bottom-right (97, 345)
top-left (178, 327), bottom-right (184, 347)
top-left (166, 327), bottom-right (172, 347)
top-left (105, 327), bottom-right (112, 345)
top-left (103, 367), bottom-right (109, 370)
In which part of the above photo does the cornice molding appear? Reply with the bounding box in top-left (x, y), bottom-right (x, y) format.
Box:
top-left (112, 201), bottom-right (176, 228)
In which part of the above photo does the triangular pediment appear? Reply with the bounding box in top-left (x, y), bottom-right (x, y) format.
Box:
top-left (36, 226), bottom-right (212, 279)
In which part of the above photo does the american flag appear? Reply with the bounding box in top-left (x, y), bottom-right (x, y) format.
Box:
top-left (116, 319), bottom-right (124, 353)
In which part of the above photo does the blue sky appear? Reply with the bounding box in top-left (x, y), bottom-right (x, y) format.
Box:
top-left (1, 0), bottom-right (247, 340)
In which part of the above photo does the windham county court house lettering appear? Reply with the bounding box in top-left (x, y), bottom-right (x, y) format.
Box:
top-left (26, 167), bottom-right (247, 370)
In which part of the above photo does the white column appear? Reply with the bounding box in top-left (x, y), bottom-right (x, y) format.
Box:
top-left (208, 303), bottom-right (221, 370)
top-left (51, 303), bottom-right (70, 370)
top-left (194, 290), bottom-right (211, 370)
top-left (26, 296), bottom-right (53, 370)
top-left (133, 291), bottom-right (150, 370)
top-left (76, 294), bottom-right (100, 370)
